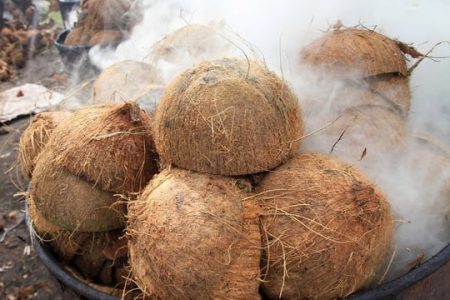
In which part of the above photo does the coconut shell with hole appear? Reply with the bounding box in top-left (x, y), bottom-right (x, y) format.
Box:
top-left (92, 60), bottom-right (163, 111)
top-left (127, 168), bottom-right (261, 299)
top-left (46, 103), bottom-right (158, 194)
top-left (18, 111), bottom-right (72, 178)
top-left (257, 152), bottom-right (393, 300)
top-left (31, 149), bottom-right (126, 232)
top-left (304, 105), bottom-right (406, 169)
top-left (154, 58), bottom-right (303, 176)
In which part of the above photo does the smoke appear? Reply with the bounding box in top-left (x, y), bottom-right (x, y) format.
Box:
top-left (87, 0), bottom-right (450, 281)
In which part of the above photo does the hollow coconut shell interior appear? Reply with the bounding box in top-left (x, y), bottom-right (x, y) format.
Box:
top-left (18, 111), bottom-right (72, 178)
top-left (46, 103), bottom-right (158, 194)
top-left (127, 168), bottom-right (261, 299)
top-left (257, 152), bottom-right (393, 300)
top-left (31, 149), bottom-right (126, 232)
top-left (154, 58), bottom-right (303, 176)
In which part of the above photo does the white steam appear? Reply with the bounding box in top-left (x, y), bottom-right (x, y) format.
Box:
top-left (86, 0), bottom-right (450, 281)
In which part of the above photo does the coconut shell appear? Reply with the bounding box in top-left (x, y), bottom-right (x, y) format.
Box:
top-left (305, 105), bottom-right (406, 168)
top-left (127, 168), bottom-right (261, 299)
top-left (151, 24), bottom-right (233, 64)
top-left (92, 60), bottom-right (163, 110)
top-left (81, 0), bottom-right (132, 31)
top-left (154, 58), bottom-right (303, 176)
top-left (47, 103), bottom-right (158, 194)
top-left (301, 28), bottom-right (408, 78)
top-left (258, 152), bottom-right (393, 300)
top-left (31, 149), bottom-right (126, 232)
top-left (18, 111), bottom-right (72, 178)
top-left (88, 30), bottom-right (122, 46)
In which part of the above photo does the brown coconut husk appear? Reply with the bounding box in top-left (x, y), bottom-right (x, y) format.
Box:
top-left (307, 105), bottom-right (406, 168)
top-left (127, 168), bottom-right (261, 299)
top-left (301, 28), bottom-right (408, 78)
top-left (0, 59), bottom-right (13, 81)
top-left (257, 152), bottom-right (393, 300)
top-left (18, 111), bottom-right (72, 178)
top-left (92, 60), bottom-right (163, 106)
top-left (47, 103), bottom-right (158, 194)
top-left (151, 24), bottom-right (232, 64)
top-left (301, 28), bottom-right (412, 117)
top-left (88, 30), bottom-right (122, 46)
top-left (154, 58), bottom-right (303, 176)
top-left (65, 27), bottom-right (91, 45)
top-left (31, 149), bottom-right (126, 232)
top-left (80, 0), bottom-right (133, 31)
top-left (29, 193), bottom-right (132, 288)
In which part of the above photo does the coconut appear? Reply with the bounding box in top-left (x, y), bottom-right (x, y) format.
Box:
top-left (31, 149), bottom-right (126, 232)
top-left (92, 60), bottom-right (163, 111)
top-left (64, 27), bottom-right (90, 45)
top-left (151, 24), bottom-right (234, 64)
top-left (18, 111), bottom-right (72, 178)
top-left (154, 58), bottom-right (303, 176)
top-left (127, 168), bottom-right (261, 299)
top-left (47, 103), bottom-right (158, 194)
top-left (81, 0), bottom-right (133, 31)
top-left (257, 152), bottom-right (393, 300)
top-left (88, 29), bottom-right (122, 46)
top-left (301, 28), bottom-right (411, 117)
top-left (305, 105), bottom-right (406, 169)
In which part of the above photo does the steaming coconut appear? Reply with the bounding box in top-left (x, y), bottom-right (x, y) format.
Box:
top-left (92, 60), bottom-right (163, 111)
top-left (47, 103), bottom-right (158, 194)
top-left (257, 152), bottom-right (393, 300)
top-left (18, 111), bottom-right (72, 178)
top-left (127, 168), bottom-right (261, 299)
top-left (154, 58), bottom-right (303, 175)
top-left (304, 104), bottom-right (406, 169)
top-left (151, 24), bottom-right (234, 64)
top-left (31, 149), bottom-right (126, 232)
top-left (301, 28), bottom-right (412, 117)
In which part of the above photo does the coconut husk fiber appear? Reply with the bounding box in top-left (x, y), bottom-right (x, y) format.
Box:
top-left (301, 28), bottom-right (412, 118)
top-left (127, 168), bottom-right (261, 299)
top-left (301, 28), bottom-right (408, 78)
top-left (31, 149), bottom-right (126, 232)
top-left (151, 24), bottom-right (234, 64)
top-left (28, 193), bottom-right (130, 288)
top-left (92, 60), bottom-right (163, 110)
top-left (305, 105), bottom-right (406, 169)
top-left (80, 0), bottom-right (133, 31)
top-left (47, 103), bottom-right (158, 194)
top-left (257, 152), bottom-right (393, 300)
top-left (154, 58), bottom-right (303, 176)
top-left (18, 111), bottom-right (72, 178)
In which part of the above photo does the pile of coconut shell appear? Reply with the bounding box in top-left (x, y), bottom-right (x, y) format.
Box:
top-left (65, 0), bottom-right (139, 46)
top-left (17, 25), bottom-right (448, 300)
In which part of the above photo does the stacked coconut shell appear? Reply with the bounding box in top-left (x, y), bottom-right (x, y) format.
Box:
top-left (300, 27), bottom-right (423, 167)
top-left (126, 57), bottom-right (394, 299)
top-left (65, 0), bottom-right (135, 46)
top-left (19, 103), bottom-right (158, 297)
